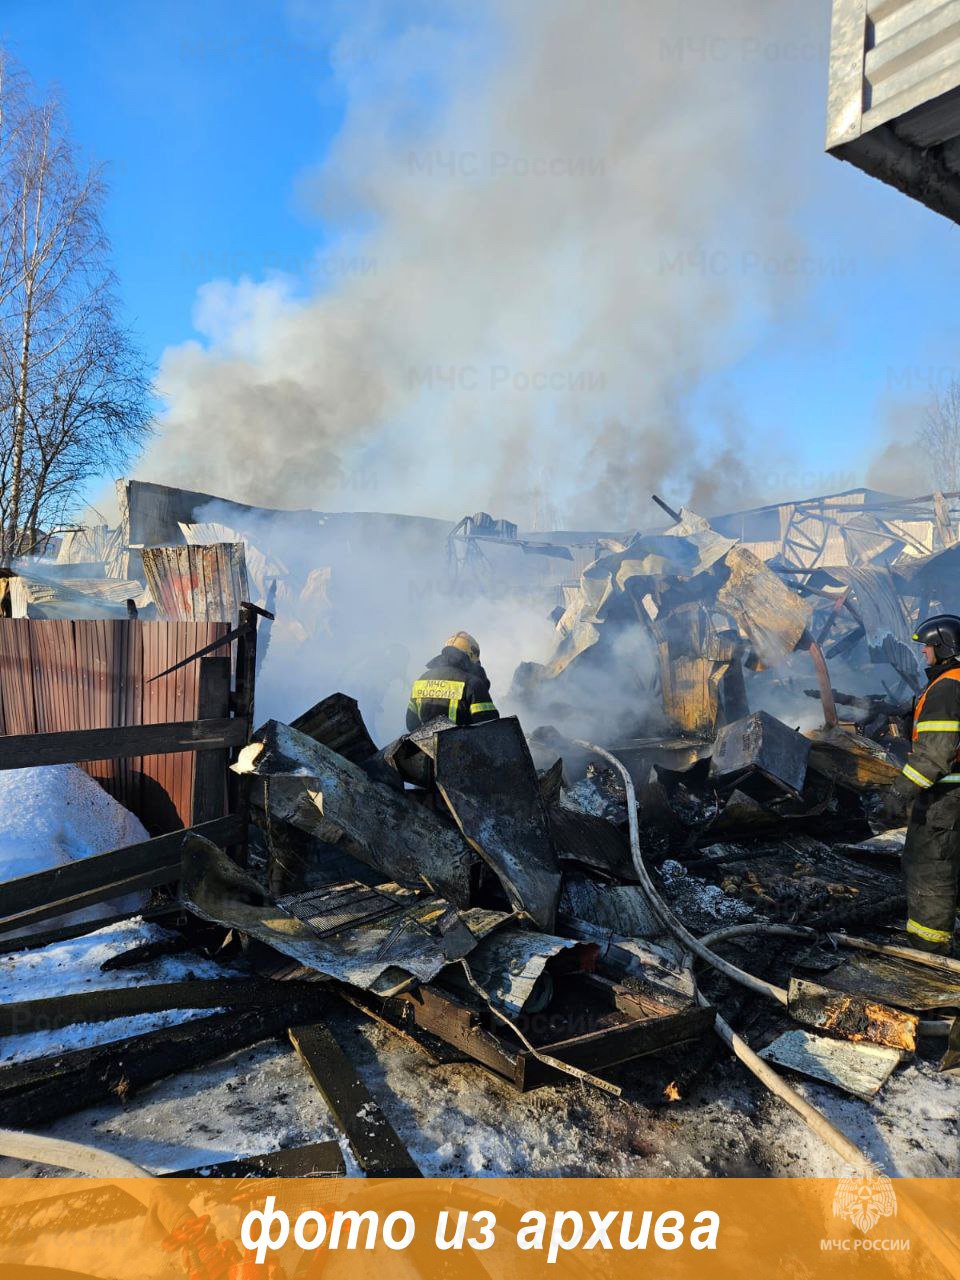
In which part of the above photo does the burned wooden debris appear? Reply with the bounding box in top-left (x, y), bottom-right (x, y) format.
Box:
top-left (3, 485), bottom-right (960, 1176)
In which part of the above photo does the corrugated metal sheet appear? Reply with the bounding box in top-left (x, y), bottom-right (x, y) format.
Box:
top-left (864, 0), bottom-right (960, 128)
top-left (142, 544), bottom-right (249, 623)
top-left (0, 619), bottom-right (231, 833)
top-left (828, 0), bottom-right (960, 224)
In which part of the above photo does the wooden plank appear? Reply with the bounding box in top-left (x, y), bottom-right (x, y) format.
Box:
top-left (787, 977), bottom-right (918, 1052)
top-left (517, 1007), bottom-right (716, 1090)
top-left (0, 619), bottom-right (37, 733)
top-left (0, 979), bottom-right (327, 1036)
top-left (0, 1004), bottom-right (327, 1128)
top-left (0, 867), bottom-right (182, 934)
top-left (0, 909), bottom-right (144, 956)
top-left (289, 1022), bottom-right (421, 1177)
top-left (0, 717), bottom-right (248, 770)
top-left (0, 814), bottom-right (243, 925)
top-left (162, 1141), bottom-right (345, 1179)
top-left (192, 657), bottom-right (231, 824)
top-left (290, 692), bottom-right (379, 763)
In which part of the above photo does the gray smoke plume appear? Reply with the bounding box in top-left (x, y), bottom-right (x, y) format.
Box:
top-left (137, 0), bottom-right (831, 528)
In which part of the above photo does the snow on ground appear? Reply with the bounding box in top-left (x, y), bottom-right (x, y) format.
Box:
top-left (0, 765), bottom-right (148, 881)
top-left (0, 917), bottom-right (244, 1064)
top-left (0, 766), bottom-right (150, 934)
top-left (1, 911), bottom-right (957, 1180)
top-left (1, 722), bottom-right (952, 1179)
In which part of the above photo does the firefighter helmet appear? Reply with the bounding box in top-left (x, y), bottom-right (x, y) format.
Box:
top-left (444, 631), bottom-right (481, 662)
top-left (914, 614), bottom-right (960, 663)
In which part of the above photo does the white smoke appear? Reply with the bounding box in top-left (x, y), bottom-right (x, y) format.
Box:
top-left (137, 0), bottom-right (832, 529)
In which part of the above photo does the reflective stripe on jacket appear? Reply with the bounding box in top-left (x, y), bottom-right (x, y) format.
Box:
top-left (901, 665), bottom-right (960, 791)
top-left (406, 646), bottom-right (499, 732)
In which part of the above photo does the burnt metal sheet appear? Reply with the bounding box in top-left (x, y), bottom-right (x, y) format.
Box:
top-left (709, 711), bottom-right (810, 796)
top-left (181, 834), bottom-right (485, 995)
top-left (787, 977), bottom-right (918, 1052)
top-left (289, 692), bottom-right (378, 764)
top-left (834, 829), bottom-right (907, 865)
top-left (434, 716), bottom-right (560, 930)
top-left (460, 928), bottom-right (582, 1017)
top-left (820, 953), bottom-right (960, 1014)
top-left (758, 1029), bottom-right (904, 1100)
top-left (821, 565), bottom-right (923, 686)
top-left (235, 719), bottom-right (474, 907)
top-left (559, 873), bottom-right (659, 940)
top-left (548, 803), bottom-right (635, 880)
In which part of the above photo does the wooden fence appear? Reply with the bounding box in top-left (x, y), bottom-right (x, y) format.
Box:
top-left (0, 619), bottom-right (234, 833)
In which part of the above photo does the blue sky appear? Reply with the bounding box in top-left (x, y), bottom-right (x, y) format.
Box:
top-left (3, 1), bottom-right (960, 517)
top-left (2, 0), bottom-right (341, 370)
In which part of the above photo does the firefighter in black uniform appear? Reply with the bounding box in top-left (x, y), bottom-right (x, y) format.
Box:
top-left (882, 614), bottom-right (960, 954)
top-left (406, 631), bottom-right (499, 731)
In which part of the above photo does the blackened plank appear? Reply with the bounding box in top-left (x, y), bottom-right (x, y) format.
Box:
top-left (0, 717), bottom-right (248, 770)
top-left (0, 979), bottom-right (325, 1036)
top-left (0, 1003), bottom-right (326, 1128)
top-left (0, 813), bottom-right (243, 928)
top-left (289, 1022), bottom-right (421, 1177)
top-left (162, 1141), bottom-right (345, 1179)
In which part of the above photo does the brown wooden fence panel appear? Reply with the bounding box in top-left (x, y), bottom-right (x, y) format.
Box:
top-left (0, 619), bottom-right (232, 834)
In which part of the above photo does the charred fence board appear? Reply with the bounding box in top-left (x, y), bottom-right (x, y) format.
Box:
top-left (192, 657), bottom-right (232, 824)
top-left (0, 718), bottom-right (247, 771)
top-left (0, 979), bottom-right (324, 1036)
top-left (290, 692), bottom-right (378, 764)
top-left (289, 1022), bottom-right (421, 1177)
top-left (162, 1142), bottom-right (345, 1179)
top-left (0, 814), bottom-right (243, 935)
top-left (0, 1003), bottom-right (326, 1128)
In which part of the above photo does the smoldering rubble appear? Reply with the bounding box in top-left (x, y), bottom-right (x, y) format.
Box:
top-left (1, 480), bottom-right (960, 1178)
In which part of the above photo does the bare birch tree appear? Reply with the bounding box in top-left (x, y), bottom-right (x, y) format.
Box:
top-left (0, 51), bottom-right (149, 562)
top-left (919, 379), bottom-right (960, 495)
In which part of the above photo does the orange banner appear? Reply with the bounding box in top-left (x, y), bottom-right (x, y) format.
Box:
top-left (0, 1177), bottom-right (957, 1279)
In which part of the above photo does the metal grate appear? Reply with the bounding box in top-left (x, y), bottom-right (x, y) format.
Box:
top-left (277, 883), bottom-right (403, 939)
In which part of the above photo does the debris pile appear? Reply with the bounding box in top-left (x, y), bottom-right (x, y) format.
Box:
top-left (1, 483), bottom-right (959, 1178)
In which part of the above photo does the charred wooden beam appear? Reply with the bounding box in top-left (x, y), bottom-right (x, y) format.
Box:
top-left (289, 1023), bottom-right (421, 1178)
top-left (0, 979), bottom-right (325, 1037)
top-left (192, 657), bottom-right (232, 825)
top-left (0, 1003), bottom-right (326, 1129)
top-left (0, 814), bottom-right (244, 936)
top-left (788, 977), bottom-right (918, 1052)
top-left (0, 910), bottom-right (143, 956)
top-left (162, 1141), bottom-right (345, 1179)
top-left (0, 719), bottom-right (248, 771)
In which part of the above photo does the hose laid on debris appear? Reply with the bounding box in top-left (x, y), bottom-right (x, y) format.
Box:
top-left (0, 1128), bottom-right (151, 1177)
top-left (690, 984), bottom-right (873, 1173)
top-left (574, 740), bottom-right (876, 1174)
top-left (573, 740), bottom-right (792, 1006)
top-left (829, 932), bottom-right (960, 976)
top-left (698, 926), bottom-right (954, 1039)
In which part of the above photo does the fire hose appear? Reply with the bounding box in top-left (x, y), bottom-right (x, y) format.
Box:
top-left (574, 739), bottom-right (874, 1174)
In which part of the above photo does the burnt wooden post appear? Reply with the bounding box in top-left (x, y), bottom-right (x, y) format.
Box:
top-left (228, 601), bottom-right (260, 866)
top-left (192, 656), bottom-right (231, 826)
